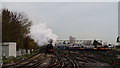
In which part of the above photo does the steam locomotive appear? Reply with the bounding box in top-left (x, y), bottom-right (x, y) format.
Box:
top-left (46, 43), bottom-right (54, 53)
top-left (46, 39), bottom-right (54, 53)
top-left (39, 39), bottom-right (54, 53)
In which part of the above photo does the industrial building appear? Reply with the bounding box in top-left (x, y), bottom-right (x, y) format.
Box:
top-left (56, 36), bottom-right (102, 45)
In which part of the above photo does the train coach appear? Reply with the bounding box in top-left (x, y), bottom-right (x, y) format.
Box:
top-left (68, 44), bottom-right (112, 51)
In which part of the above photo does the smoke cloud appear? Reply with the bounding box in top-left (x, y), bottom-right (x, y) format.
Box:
top-left (30, 23), bottom-right (57, 46)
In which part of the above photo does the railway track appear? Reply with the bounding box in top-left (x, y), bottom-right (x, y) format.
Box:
top-left (2, 53), bottom-right (42, 68)
top-left (46, 52), bottom-right (64, 68)
top-left (46, 55), bottom-right (62, 68)
top-left (54, 51), bottom-right (79, 68)
top-left (65, 56), bottom-right (79, 68)
top-left (69, 51), bottom-right (112, 67)
top-left (32, 54), bottom-right (56, 68)
top-left (3, 52), bottom-right (61, 68)
top-left (2, 50), bottom-right (112, 68)
top-left (22, 53), bottom-right (47, 68)
top-left (2, 53), bottom-right (52, 68)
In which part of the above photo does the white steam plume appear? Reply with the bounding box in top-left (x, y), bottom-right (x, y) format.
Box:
top-left (30, 23), bottom-right (57, 46)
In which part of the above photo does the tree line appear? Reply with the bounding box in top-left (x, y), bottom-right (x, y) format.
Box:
top-left (2, 9), bottom-right (38, 50)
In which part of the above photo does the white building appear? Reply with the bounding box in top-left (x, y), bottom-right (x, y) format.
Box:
top-left (57, 39), bottom-right (102, 45)
top-left (2, 42), bottom-right (16, 57)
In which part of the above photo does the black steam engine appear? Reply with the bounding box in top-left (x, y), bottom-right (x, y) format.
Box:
top-left (46, 39), bottom-right (54, 53)
top-left (39, 39), bottom-right (54, 53)
top-left (46, 43), bottom-right (54, 53)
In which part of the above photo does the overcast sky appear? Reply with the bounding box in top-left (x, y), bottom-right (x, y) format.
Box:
top-left (2, 0), bottom-right (119, 2)
top-left (2, 2), bottom-right (118, 44)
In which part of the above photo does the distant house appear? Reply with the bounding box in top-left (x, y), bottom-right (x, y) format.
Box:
top-left (1, 42), bottom-right (16, 57)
